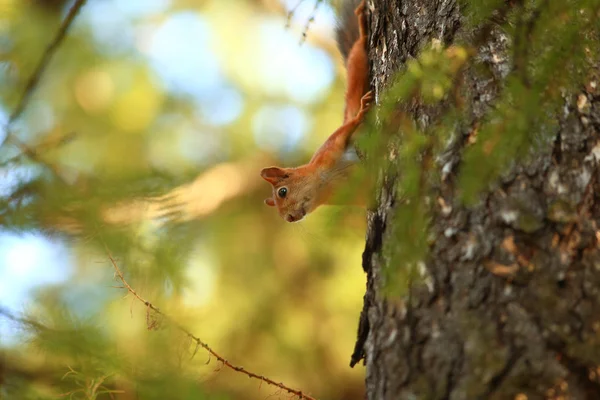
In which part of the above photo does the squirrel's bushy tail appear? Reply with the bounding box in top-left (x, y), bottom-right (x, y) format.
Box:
top-left (335, 0), bottom-right (362, 62)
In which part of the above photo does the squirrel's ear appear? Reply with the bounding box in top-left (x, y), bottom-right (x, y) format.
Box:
top-left (260, 167), bottom-right (288, 185)
top-left (264, 198), bottom-right (276, 207)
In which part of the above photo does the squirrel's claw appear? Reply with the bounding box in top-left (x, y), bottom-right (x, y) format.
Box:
top-left (360, 91), bottom-right (373, 108)
top-left (354, 0), bottom-right (366, 17)
top-left (356, 91), bottom-right (373, 120)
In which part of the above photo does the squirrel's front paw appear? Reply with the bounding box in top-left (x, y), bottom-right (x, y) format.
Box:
top-left (360, 91), bottom-right (373, 107)
top-left (357, 91), bottom-right (373, 119)
top-left (354, 0), bottom-right (366, 17)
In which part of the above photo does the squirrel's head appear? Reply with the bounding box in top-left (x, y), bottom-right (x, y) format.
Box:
top-left (260, 166), bottom-right (320, 222)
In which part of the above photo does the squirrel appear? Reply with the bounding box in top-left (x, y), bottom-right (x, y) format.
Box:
top-left (260, 0), bottom-right (371, 223)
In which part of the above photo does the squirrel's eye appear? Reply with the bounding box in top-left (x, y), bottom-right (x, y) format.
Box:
top-left (277, 187), bottom-right (288, 198)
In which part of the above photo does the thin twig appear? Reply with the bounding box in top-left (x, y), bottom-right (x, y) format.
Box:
top-left (0, 131), bottom-right (76, 168)
top-left (301, 0), bottom-right (322, 44)
top-left (285, 0), bottom-right (305, 28)
top-left (104, 245), bottom-right (317, 400)
top-left (6, 136), bottom-right (67, 178)
top-left (0, 305), bottom-right (47, 331)
top-left (1, 0), bottom-right (87, 176)
top-left (5, 0), bottom-right (88, 130)
top-left (285, 0), bottom-right (323, 44)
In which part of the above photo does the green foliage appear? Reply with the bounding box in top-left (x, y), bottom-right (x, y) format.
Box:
top-left (355, 44), bottom-right (468, 294)
top-left (459, 0), bottom-right (506, 27)
top-left (1, 295), bottom-right (216, 400)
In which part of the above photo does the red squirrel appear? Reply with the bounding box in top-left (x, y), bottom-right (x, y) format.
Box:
top-left (260, 0), bottom-right (371, 222)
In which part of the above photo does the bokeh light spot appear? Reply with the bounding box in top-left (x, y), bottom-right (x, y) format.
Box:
top-left (110, 74), bottom-right (163, 133)
top-left (75, 69), bottom-right (115, 113)
top-left (253, 105), bottom-right (309, 153)
top-left (145, 12), bottom-right (222, 98)
top-left (196, 86), bottom-right (244, 126)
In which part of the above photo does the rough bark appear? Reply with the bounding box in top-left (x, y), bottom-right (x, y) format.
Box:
top-left (354, 0), bottom-right (600, 399)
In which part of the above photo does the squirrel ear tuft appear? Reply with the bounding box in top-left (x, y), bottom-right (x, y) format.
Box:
top-left (264, 198), bottom-right (276, 207)
top-left (260, 167), bottom-right (288, 184)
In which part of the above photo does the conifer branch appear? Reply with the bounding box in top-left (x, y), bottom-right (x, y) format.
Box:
top-left (105, 246), bottom-right (318, 400)
top-left (1, 0), bottom-right (87, 172)
top-left (6, 0), bottom-right (87, 130)
top-left (0, 305), bottom-right (47, 331)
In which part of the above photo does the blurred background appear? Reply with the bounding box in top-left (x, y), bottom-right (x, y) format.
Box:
top-left (0, 0), bottom-right (367, 399)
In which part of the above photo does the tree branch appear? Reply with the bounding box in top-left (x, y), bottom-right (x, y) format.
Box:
top-left (6, 0), bottom-right (87, 129)
top-left (104, 245), bottom-right (318, 400)
top-left (1, 0), bottom-right (87, 173)
top-left (0, 305), bottom-right (47, 331)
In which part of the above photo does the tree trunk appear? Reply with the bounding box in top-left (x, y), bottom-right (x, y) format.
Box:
top-left (353, 1), bottom-right (600, 399)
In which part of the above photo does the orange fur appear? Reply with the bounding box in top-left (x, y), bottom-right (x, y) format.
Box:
top-left (343, 0), bottom-right (369, 124)
top-left (260, 0), bottom-right (370, 223)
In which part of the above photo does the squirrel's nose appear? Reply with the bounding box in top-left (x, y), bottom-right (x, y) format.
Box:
top-left (286, 214), bottom-right (296, 222)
